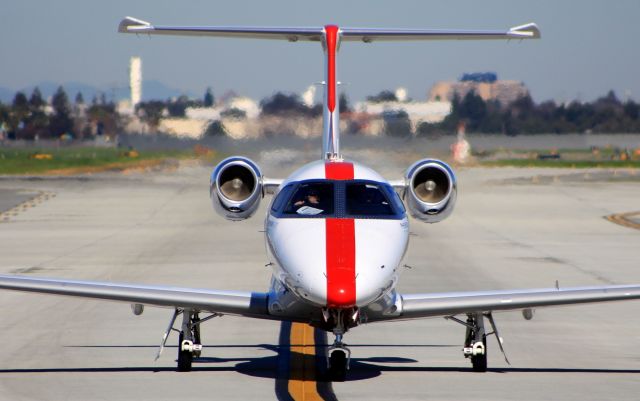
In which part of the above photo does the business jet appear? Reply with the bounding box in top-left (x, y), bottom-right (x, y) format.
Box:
top-left (0, 17), bottom-right (638, 380)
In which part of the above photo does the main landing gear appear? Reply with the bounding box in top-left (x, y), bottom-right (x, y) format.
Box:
top-left (155, 309), bottom-right (218, 372)
top-left (446, 311), bottom-right (510, 372)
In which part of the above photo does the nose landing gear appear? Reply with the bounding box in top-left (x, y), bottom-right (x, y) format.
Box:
top-left (325, 308), bottom-right (356, 381)
top-left (327, 333), bottom-right (351, 381)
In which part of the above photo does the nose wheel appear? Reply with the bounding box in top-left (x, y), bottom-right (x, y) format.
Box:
top-left (327, 333), bottom-right (351, 381)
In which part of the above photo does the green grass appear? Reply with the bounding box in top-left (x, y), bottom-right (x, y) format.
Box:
top-left (0, 147), bottom-right (194, 175)
top-left (480, 159), bottom-right (640, 168)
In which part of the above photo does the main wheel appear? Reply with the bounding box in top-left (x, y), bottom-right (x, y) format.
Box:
top-left (328, 350), bottom-right (347, 381)
top-left (177, 331), bottom-right (193, 372)
top-left (193, 317), bottom-right (202, 358)
top-left (471, 337), bottom-right (487, 372)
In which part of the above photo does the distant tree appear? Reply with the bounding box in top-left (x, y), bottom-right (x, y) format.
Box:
top-left (624, 100), bottom-right (639, 120)
top-left (49, 86), bottom-right (74, 137)
top-left (220, 108), bottom-right (247, 120)
top-left (87, 102), bottom-right (119, 137)
top-left (204, 120), bottom-right (227, 136)
top-left (136, 101), bottom-right (165, 130)
top-left (12, 92), bottom-right (30, 121)
top-left (458, 91), bottom-right (487, 130)
top-left (52, 86), bottom-right (71, 116)
top-left (167, 95), bottom-right (190, 117)
top-left (382, 110), bottom-right (412, 137)
top-left (339, 93), bottom-right (351, 113)
top-left (204, 87), bottom-right (215, 107)
top-left (29, 87), bottom-right (45, 110)
top-left (260, 92), bottom-right (309, 116)
top-left (75, 92), bottom-right (85, 105)
top-left (366, 90), bottom-right (397, 103)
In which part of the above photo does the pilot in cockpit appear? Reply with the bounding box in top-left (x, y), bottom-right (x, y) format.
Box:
top-left (294, 189), bottom-right (320, 207)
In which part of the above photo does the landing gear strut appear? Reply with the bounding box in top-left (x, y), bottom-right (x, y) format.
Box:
top-left (463, 313), bottom-right (487, 372)
top-left (177, 310), bottom-right (203, 372)
top-left (446, 311), bottom-right (510, 373)
top-left (327, 333), bottom-right (351, 381)
top-left (326, 309), bottom-right (353, 381)
top-left (155, 308), bottom-right (218, 372)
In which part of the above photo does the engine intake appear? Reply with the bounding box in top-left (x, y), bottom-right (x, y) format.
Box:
top-left (210, 156), bottom-right (262, 221)
top-left (404, 159), bottom-right (457, 223)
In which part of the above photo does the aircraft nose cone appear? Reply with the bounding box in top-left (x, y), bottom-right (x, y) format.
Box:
top-left (327, 284), bottom-right (356, 308)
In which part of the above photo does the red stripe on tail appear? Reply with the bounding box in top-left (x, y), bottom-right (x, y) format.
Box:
top-left (324, 25), bottom-right (339, 113)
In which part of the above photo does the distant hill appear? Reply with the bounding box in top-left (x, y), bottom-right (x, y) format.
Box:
top-left (0, 81), bottom-right (195, 103)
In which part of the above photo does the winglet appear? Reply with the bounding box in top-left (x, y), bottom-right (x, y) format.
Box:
top-left (118, 16), bottom-right (152, 33)
top-left (509, 23), bottom-right (541, 39)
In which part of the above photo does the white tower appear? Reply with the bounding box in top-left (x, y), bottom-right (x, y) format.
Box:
top-left (129, 57), bottom-right (142, 107)
top-left (302, 85), bottom-right (316, 107)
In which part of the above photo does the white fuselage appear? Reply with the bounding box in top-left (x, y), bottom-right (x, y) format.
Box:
top-left (265, 159), bottom-right (409, 310)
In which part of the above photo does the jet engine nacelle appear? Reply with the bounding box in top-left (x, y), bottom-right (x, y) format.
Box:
top-left (210, 156), bottom-right (263, 221)
top-left (404, 159), bottom-right (457, 223)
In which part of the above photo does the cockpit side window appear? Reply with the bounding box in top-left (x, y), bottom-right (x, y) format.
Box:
top-left (346, 183), bottom-right (395, 216)
top-left (283, 182), bottom-right (334, 216)
top-left (271, 184), bottom-right (295, 213)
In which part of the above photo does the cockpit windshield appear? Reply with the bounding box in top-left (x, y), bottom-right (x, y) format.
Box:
top-left (283, 182), bottom-right (334, 216)
top-left (346, 183), bottom-right (395, 216)
top-left (272, 180), bottom-right (404, 219)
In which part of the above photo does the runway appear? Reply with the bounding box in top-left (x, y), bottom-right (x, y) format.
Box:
top-left (0, 155), bottom-right (638, 400)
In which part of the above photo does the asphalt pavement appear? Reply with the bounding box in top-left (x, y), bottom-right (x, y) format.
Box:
top-left (0, 155), bottom-right (638, 401)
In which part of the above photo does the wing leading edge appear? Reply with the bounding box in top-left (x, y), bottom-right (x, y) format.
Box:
top-left (371, 285), bottom-right (640, 322)
top-left (118, 17), bottom-right (540, 42)
top-left (0, 274), bottom-right (270, 319)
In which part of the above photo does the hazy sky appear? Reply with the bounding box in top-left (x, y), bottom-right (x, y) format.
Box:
top-left (2, 1), bottom-right (639, 103)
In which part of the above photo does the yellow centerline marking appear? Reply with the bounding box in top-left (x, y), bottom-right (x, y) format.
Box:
top-left (605, 211), bottom-right (640, 231)
top-left (288, 322), bottom-right (323, 401)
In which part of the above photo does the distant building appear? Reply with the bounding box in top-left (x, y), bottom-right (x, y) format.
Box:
top-left (355, 87), bottom-right (451, 135)
top-left (129, 57), bottom-right (142, 107)
top-left (428, 73), bottom-right (529, 106)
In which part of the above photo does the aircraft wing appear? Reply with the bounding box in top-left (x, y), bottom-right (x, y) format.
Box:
top-left (0, 274), bottom-right (271, 319)
top-left (118, 17), bottom-right (539, 42)
top-left (371, 285), bottom-right (640, 322)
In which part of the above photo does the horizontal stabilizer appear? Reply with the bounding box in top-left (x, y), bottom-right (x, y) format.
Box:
top-left (118, 16), bottom-right (324, 42)
top-left (341, 22), bottom-right (541, 42)
top-left (118, 17), bottom-right (540, 42)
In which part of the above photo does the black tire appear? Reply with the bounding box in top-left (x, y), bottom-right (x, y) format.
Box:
top-left (471, 337), bottom-right (487, 372)
top-left (177, 331), bottom-right (193, 372)
top-left (328, 350), bottom-right (347, 381)
top-left (193, 319), bottom-right (202, 358)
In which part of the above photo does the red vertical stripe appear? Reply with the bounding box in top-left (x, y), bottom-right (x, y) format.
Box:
top-left (324, 161), bottom-right (353, 180)
top-left (324, 161), bottom-right (355, 307)
top-left (324, 25), bottom-right (339, 113)
top-left (326, 218), bottom-right (356, 307)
